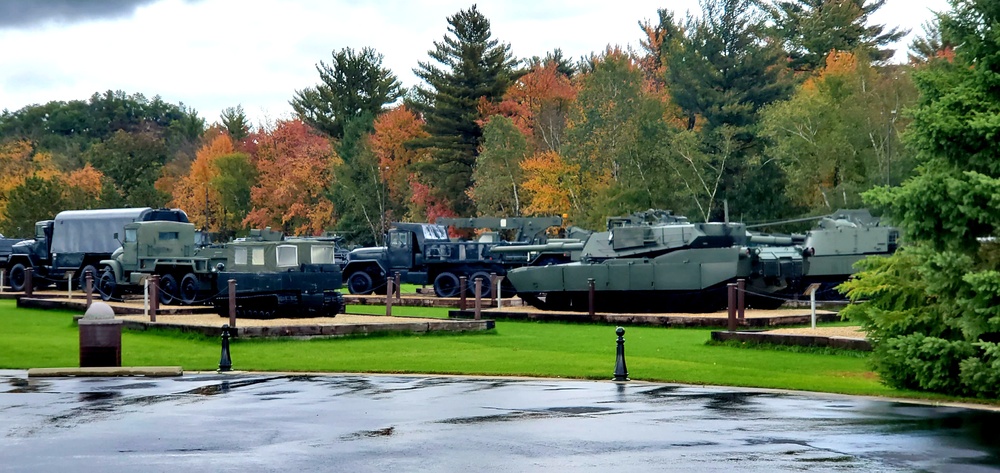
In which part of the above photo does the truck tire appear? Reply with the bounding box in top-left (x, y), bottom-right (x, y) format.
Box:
top-left (8, 263), bottom-right (26, 292)
top-left (78, 265), bottom-right (98, 291)
top-left (468, 271), bottom-right (492, 298)
top-left (179, 273), bottom-right (199, 305)
top-left (98, 269), bottom-right (117, 301)
top-left (433, 272), bottom-right (461, 298)
top-left (347, 272), bottom-right (373, 295)
top-left (159, 274), bottom-right (178, 305)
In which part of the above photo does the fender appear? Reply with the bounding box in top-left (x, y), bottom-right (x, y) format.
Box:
top-left (343, 259), bottom-right (387, 278)
top-left (99, 259), bottom-right (123, 283)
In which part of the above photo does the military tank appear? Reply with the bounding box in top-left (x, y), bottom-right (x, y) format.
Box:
top-left (505, 210), bottom-right (803, 313)
top-left (506, 209), bottom-right (897, 313)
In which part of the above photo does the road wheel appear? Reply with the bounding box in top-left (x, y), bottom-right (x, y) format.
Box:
top-left (179, 273), bottom-right (200, 305)
top-left (78, 265), bottom-right (98, 291)
top-left (97, 269), bottom-right (117, 301)
top-left (159, 274), bottom-right (178, 305)
top-left (433, 272), bottom-right (461, 298)
top-left (8, 263), bottom-right (27, 292)
top-left (347, 272), bottom-right (373, 295)
top-left (467, 271), bottom-right (492, 298)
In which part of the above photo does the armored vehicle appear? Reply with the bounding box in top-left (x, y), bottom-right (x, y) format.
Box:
top-left (342, 216), bottom-right (563, 298)
top-left (96, 221), bottom-right (344, 318)
top-left (507, 209), bottom-right (898, 313)
top-left (210, 236), bottom-right (344, 318)
top-left (6, 207), bottom-right (188, 292)
top-left (505, 210), bottom-right (799, 313)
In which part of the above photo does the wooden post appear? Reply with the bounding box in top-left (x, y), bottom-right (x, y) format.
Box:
top-left (149, 275), bottom-right (159, 323)
top-left (228, 279), bottom-right (237, 328)
top-left (459, 276), bottom-right (467, 311)
top-left (727, 282), bottom-right (736, 331)
top-left (489, 272), bottom-right (497, 307)
top-left (394, 272), bottom-right (401, 303)
top-left (85, 273), bottom-right (93, 309)
top-left (474, 277), bottom-right (482, 320)
top-left (737, 278), bottom-right (746, 320)
top-left (386, 277), bottom-right (394, 316)
top-left (24, 268), bottom-right (33, 296)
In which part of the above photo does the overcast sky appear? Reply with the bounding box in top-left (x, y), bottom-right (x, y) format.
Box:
top-left (0, 0), bottom-right (950, 128)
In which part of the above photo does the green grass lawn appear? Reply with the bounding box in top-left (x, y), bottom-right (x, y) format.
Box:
top-left (0, 299), bottom-right (957, 402)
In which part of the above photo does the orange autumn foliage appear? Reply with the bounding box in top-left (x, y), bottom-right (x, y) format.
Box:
top-left (520, 151), bottom-right (580, 216)
top-left (243, 120), bottom-right (340, 235)
top-left (171, 133), bottom-right (236, 231)
top-left (370, 106), bottom-right (430, 205)
top-left (480, 61), bottom-right (577, 152)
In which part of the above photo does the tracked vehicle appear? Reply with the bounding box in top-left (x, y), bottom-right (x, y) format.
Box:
top-left (506, 209), bottom-right (897, 313)
top-left (97, 222), bottom-right (344, 318)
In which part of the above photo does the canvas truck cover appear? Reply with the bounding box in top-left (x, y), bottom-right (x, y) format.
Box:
top-left (51, 208), bottom-right (158, 255)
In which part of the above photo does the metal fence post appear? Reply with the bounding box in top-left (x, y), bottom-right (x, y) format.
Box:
top-left (474, 277), bottom-right (482, 320)
top-left (737, 278), bottom-right (746, 320)
top-left (386, 277), bottom-right (394, 316)
top-left (727, 283), bottom-right (736, 331)
top-left (228, 278), bottom-right (237, 328)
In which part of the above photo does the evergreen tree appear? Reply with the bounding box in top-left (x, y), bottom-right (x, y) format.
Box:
top-left (291, 47), bottom-right (404, 140)
top-left (842, 0), bottom-right (1000, 397)
top-left (661, 0), bottom-right (796, 221)
top-left (220, 105), bottom-right (251, 142)
top-left (410, 5), bottom-right (518, 217)
top-left (0, 177), bottom-right (65, 238)
top-left (768, 0), bottom-right (906, 72)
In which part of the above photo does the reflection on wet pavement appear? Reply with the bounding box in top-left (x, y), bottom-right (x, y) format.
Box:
top-left (0, 370), bottom-right (998, 472)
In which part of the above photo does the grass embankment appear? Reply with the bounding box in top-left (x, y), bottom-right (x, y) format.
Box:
top-left (0, 299), bottom-right (939, 400)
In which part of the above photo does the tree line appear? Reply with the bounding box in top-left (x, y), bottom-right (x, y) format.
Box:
top-left (2, 0), bottom-right (996, 398)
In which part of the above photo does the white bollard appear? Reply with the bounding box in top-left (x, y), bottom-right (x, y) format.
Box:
top-left (1, 269), bottom-right (4, 293)
top-left (810, 287), bottom-right (817, 329)
top-left (67, 271), bottom-right (74, 300)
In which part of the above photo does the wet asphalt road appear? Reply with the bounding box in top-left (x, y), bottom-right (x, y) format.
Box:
top-left (1, 371), bottom-right (999, 472)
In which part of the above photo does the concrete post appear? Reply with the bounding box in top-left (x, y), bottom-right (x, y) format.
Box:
top-left (459, 276), bottom-right (467, 311)
top-left (67, 271), bottom-right (74, 300)
top-left (228, 278), bottom-right (237, 328)
top-left (810, 286), bottom-right (817, 329)
top-left (386, 277), bottom-right (394, 316)
top-left (495, 275), bottom-right (504, 308)
top-left (79, 302), bottom-right (121, 368)
top-left (474, 277), bottom-right (482, 320)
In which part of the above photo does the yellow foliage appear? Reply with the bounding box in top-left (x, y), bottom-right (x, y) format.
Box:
top-left (172, 134), bottom-right (236, 231)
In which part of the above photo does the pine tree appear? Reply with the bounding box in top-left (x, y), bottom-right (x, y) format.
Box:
top-left (843, 0), bottom-right (1000, 397)
top-left (409, 5), bottom-right (518, 217)
top-left (291, 47), bottom-right (404, 140)
top-left (768, 0), bottom-right (906, 72)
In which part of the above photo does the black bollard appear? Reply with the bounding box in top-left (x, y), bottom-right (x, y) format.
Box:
top-left (218, 324), bottom-right (233, 372)
top-left (613, 326), bottom-right (629, 381)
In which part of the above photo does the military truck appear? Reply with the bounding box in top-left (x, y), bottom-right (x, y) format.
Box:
top-left (343, 217), bottom-right (563, 298)
top-left (96, 221), bottom-right (344, 318)
top-left (96, 220), bottom-right (224, 305)
top-left (6, 207), bottom-right (189, 292)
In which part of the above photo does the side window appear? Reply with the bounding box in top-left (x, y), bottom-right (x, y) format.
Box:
top-left (310, 246), bottom-right (334, 264)
top-left (234, 247), bottom-right (248, 265)
top-left (252, 247), bottom-right (265, 265)
top-left (158, 232), bottom-right (179, 240)
top-left (276, 245), bottom-right (298, 267)
top-left (125, 229), bottom-right (138, 243)
top-left (390, 232), bottom-right (409, 249)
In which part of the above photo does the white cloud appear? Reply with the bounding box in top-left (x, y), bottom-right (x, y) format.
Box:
top-left (0, 0), bottom-right (949, 127)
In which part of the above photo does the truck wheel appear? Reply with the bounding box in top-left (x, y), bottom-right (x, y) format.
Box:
top-left (78, 265), bottom-right (98, 291)
top-left (433, 272), bottom-right (461, 298)
top-left (159, 274), bottom-right (178, 305)
top-left (97, 269), bottom-right (117, 301)
top-left (8, 263), bottom-right (26, 292)
top-left (468, 271), bottom-right (492, 298)
top-left (179, 273), bottom-right (199, 305)
top-left (347, 272), bottom-right (373, 294)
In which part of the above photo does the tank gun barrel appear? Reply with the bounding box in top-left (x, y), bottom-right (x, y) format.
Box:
top-left (748, 234), bottom-right (805, 245)
top-left (489, 241), bottom-right (585, 254)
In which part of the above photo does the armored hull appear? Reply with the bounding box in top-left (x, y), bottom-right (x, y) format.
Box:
top-left (508, 209), bottom-right (898, 313)
top-left (212, 268), bottom-right (344, 319)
